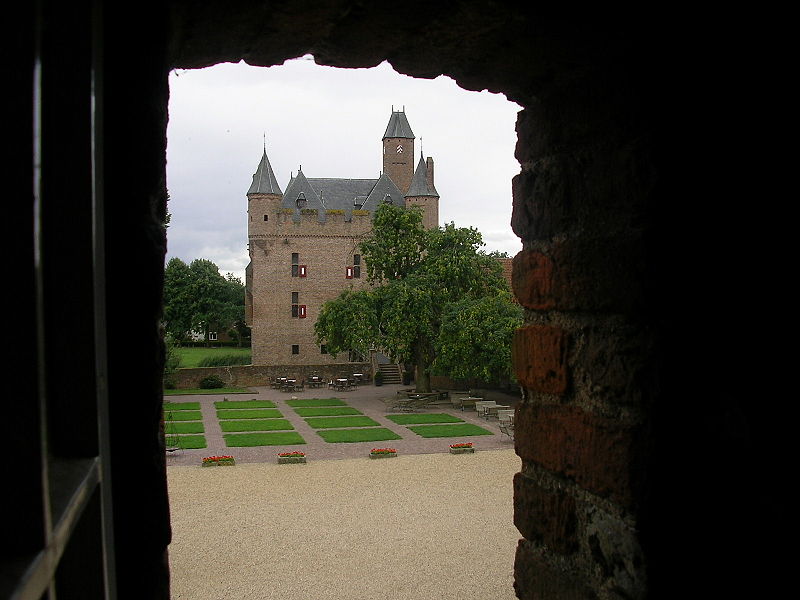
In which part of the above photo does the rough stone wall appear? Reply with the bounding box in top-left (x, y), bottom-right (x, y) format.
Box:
top-left (510, 77), bottom-right (654, 596)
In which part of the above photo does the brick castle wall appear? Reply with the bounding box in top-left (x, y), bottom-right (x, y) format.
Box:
top-left (171, 363), bottom-right (372, 389)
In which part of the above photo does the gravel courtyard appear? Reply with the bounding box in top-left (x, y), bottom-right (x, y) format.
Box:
top-left (168, 449), bottom-right (521, 600)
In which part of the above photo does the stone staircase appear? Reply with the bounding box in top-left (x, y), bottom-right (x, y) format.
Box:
top-left (378, 363), bottom-right (402, 384)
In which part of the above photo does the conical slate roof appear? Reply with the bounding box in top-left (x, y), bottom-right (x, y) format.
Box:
top-left (247, 149), bottom-right (282, 195)
top-left (383, 110), bottom-right (415, 139)
top-left (406, 154), bottom-right (439, 197)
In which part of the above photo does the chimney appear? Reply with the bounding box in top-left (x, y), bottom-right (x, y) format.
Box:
top-left (426, 156), bottom-right (435, 191)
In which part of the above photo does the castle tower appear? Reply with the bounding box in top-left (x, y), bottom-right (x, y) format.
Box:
top-left (405, 153), bottom-right (439, 229)
top-left (247, 146), bottom-right (283, 235)
top-left (382, 108), bottom-right (415, 194)
top-left (245, 147), bottom-right (282, 334)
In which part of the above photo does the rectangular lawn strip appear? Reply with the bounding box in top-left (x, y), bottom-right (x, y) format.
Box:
top-left (216, 408), bottom-right (283, 420)
top-left (293, 407), bottom-right (362, 417)
top-left (286, 398), bottom-right (347, 407)
top-left (163, 401), bottom-right (200, 411)
top-left (164, 410), bottom-right (203, 421)
top-left (406, 423), bottom-right (494, 438)
top-left (304, 416), bottom-right (381, 429)
top-left (386, 413), bottom-right (465, 425)
top-left (316, 428), bottom-right (403, 444)
top-left (165, 422), bottom-right (205, 434)
top-left (224, 432), bottom-right (306, 447)
top-left (165, 435), bottom-right (207, 449)
top-left (214, 399), bottom-right (276, 409)
top-left (219, 419), bottom-right (294, 432)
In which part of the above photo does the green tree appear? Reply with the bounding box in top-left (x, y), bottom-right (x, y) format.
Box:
top-left (315, 204), bottom-right (518, 392)
top-left (163, 258), bottom-right (245, 345)
top-left (163, 257), bottom-right (194, 343)
top-left (435, 292), bottom-right (522, 382)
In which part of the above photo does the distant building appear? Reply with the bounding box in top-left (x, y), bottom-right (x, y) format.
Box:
top-left (245, 109), bottom-right (439, 366)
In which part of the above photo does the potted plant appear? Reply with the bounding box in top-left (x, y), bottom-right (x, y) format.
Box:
top-left (449, 442), bottom-right (475, 454)
top-left (374, 370), bottom-right (384, 386)
top-left (277, 451), bottom-right (307, 464)
top-left (201, 455), bottom-right (236, 467)
top-left (369, 447), bottom-right (397, 459)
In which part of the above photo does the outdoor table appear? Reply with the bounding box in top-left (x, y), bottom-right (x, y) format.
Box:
top-left (485, 404), bottom-right (511, 419)
top-left (334, 378), bottom-right (350, 391)
top-left (458, 397), bottom-right (482, 411)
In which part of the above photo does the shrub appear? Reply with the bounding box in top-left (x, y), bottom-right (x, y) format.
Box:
top-left (199, 375), bottom-right (225, 389)
top-left (197, 354), bottom-right (251, 367)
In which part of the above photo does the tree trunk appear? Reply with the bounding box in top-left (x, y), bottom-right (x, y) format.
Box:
top-left (413, 342), bottom-right (432, 393)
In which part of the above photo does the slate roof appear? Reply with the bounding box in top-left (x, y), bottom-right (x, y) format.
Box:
top-left (383, 110), bottom-right (415, 139)
top-left (281, 170), bottom-right (406, 220)
top-left (406, 154), bottom-right (439, 197)
top-left (247, 149), bottom-right (282, 195)
top-left (362, 173), bottom-right (404, 211)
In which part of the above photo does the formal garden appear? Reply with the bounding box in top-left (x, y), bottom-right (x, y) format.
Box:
top-left (164, 396), bottom-right (495, 452)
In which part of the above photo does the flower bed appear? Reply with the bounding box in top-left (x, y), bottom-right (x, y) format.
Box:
top-left (202, 455), bottom-right (235, 467)
top-left (449, 442), bottom-right (475, 454)
top-left (369, 448), bottom-right (397, 459)
top-left (277, 451), bottom-right (307, 464)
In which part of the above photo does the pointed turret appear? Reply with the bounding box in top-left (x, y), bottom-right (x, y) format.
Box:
top-left (247, 145), bottom-right (284, 236)
top-left (247, 148), bottom-right (282, 195)
top-left (382, 108), bottom-right (415, 194)
top-left (405, 153), bottom-right (439, 229)
top-left (406, 154), bottom-right (439, 197)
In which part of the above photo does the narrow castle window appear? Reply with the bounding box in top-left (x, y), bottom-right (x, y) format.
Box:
top-left (291, 344), bottom-right (299, 355)
top-left (291, 291), bottom-right (299, 317)
top-left (291, 253), bottom-right (299, 277)
top-left (263, 214), bottom-right (268, 221)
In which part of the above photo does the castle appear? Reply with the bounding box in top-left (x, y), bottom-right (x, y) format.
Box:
top-left (245, 109), bottom-right (439, 366)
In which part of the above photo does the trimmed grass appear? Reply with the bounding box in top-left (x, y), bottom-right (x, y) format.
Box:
top-left (406, 424), bottom-right (494, 438)
top-left (224, 432), bottom-right (306, 447)
top-left (164, 410), bottom-right (203, 421)
top-left (286, 398), bottom-right (346, 407)
top-left (386, 413), bottom-right (465, 425)
top-left (164, 422), bottom-right (205, 434)
top-left (304, 416), bottom-right (381, 429)
top-left (219, 419), bottom-right (294, 432)
top-left (163, 401), bottom-right (200, 411)
top-left (214, 399), bottom-right (276, 409)
top-left (173, 347), bottom-right (251, 368)
top-left (293, 407), bottom-right (362, 417)
top-left (165, 434), bottom-right (207, 449)
top-left (316, 428), bottom-right (402, 444)
top-left (164, 387), bottom-right (250, 395)
top-left (216, 409), bottom-right (283, 420)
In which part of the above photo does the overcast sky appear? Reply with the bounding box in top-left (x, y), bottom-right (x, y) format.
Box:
top-left (166, 56), bottom-right (522, 281)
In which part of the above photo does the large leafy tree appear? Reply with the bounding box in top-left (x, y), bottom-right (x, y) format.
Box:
top-left (315, 204), bottom-right (520, 391)
top-left (163, 258), bottom-right (245, 345)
